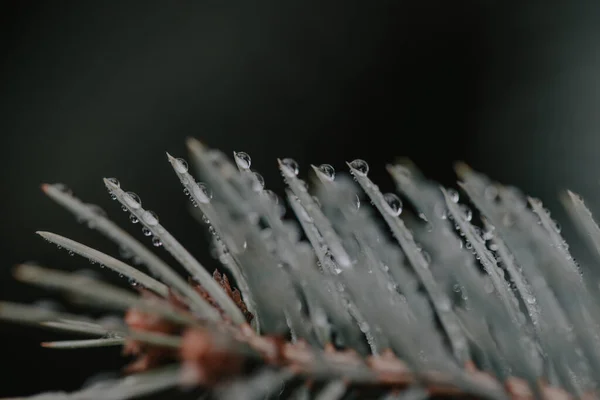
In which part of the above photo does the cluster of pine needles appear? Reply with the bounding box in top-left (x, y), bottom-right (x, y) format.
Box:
top-left (3, 138), bottom-right (600, 400)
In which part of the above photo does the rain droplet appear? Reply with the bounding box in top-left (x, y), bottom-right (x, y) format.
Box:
top-left (152, 237), bottom-right (163, 247)
top-left (460, 204), bottom-right (473, 222)
top-left (317, 164), bottom-right (335, 181)
top-left (383, 193), bottom-right (403, 216)
top-left (142, 227), bottom-right (152, 236)
top-left (106, 178), bottom-right (120, 188)
top-left (141, 210), bottom-right (159, 226)
top-left (251, 172), bottom-right (265, 192)
top-left (110, 193), bottom-right (117, 200)
top-left (183, 188), bottom-right (189, 196)
top-left (129, 214), bottom-right (139, 224)
top-left (553, 220), bottom-right (562, 233)
top-left (193, 183), bottom-right (212, 204)
top-left (482, 227), bottom-right (494, 241)
top-left (68, 251), bottom-right (75, 256)
top-left (233, 151), bottom-right (251, 170)
top-left (173, 158), bottom-right (188, 174)
top-left (281, 158), bottom-right (299, 177)
top-left (447, 188), bottom-right (459, 203)
top-left (349, 159), bottom-right (369, 176)
top-left (123, 192), bottom-right (142, 209)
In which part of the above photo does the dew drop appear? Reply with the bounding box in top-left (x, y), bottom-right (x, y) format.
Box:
top-left (110, 193), bottom-right (117, 200)
top-left (233, 151), bottom-right (251, 170)
top-left (68, 251), bottom-right (75, 256)
top-left (193, 183), bottom-right (212, 204)
top-left (142, 227), bottom-right (152, 236)
top-left (152, 237), bottom-right (163, 247)
top-left (183, 188), bottom-right (189, 196)
top-left (553, 220), bottom-right (562, 233)
top-left (383, 193), bottom-right (403, 216)
top-left (173, 158), bottom-right (188, 174)
top-left (447, 188), bottom-right (459, 203)
top-left (482, 227), bottom-right (494, 241)
top-left (281, 158), bottom-right (299, 177)
top-left (460, 204), bottom-right (473, 222)
top-left (251, 172), bottom-right (265, 192)
top-left (129, 214), bottom-right (139, 224)
top-left (317, 164), bottom-right (335, 181)
top-left (106, 178), bottom-right (120, 188)
top-left (141, 210), bottom-right (159, 226)
top-left (123, 192), bottom-right (142, 209)
top-left (349, 159), bottom-right (369, 176)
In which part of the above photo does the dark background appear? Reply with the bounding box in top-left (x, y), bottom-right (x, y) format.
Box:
top-left (2, 0), bottom-right (600, 397)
